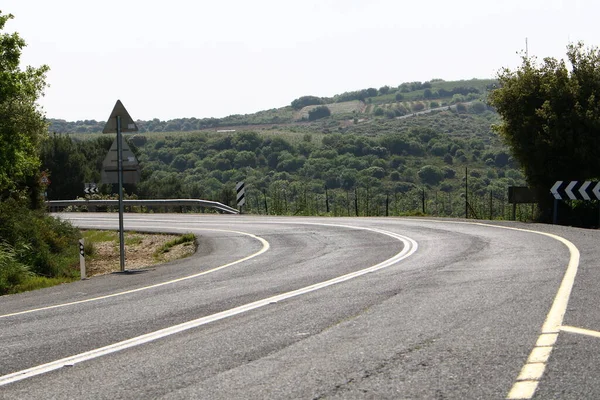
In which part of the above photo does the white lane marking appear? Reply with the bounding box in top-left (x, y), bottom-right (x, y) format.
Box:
top-left (400, 219), bottom-right (578, 400)
top-left (0, 228), bottom-right (270, 319)
top-left (561, 325), bottom-right (600, 339)
top-left (2, 217), bottom-right (409, 319)
top-left (66, 216), bottom-right (583, 399)
top-left (0, 227), bottom-right (417, 387)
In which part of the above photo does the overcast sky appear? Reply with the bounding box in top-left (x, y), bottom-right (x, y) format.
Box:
top-left (2, 0), bottom-right (599, 122)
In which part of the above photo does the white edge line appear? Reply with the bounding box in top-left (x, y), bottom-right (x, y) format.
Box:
top-left (0, 228), bottom-right (270, 319)
top-left (0, 226), bottom-right (417, 387)
top-left (59, 215), bottom-right (581, 399)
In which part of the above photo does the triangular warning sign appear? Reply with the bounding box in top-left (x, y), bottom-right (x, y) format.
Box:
top-left (101, 137), bottom-right (141, 184)
top-left (102, 137), bottom-right (139, 168)
top-left (102, 100), bottom-right (139, 133)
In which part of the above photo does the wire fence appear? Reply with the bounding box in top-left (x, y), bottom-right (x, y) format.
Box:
top-left (237, 185), bottom-right (538, 222)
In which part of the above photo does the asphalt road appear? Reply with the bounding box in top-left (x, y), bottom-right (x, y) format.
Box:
top-left (1, 214), bottom-right (600, 399)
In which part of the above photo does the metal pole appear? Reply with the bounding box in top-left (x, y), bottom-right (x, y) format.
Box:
top-left (489, 189), bottom-right (493, 220)
top-left (465, 167), bottom-right (468, 219)
top-left (117, 115), bottom-right (126, 271)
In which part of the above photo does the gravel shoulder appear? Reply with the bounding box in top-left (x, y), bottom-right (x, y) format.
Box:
top-left (85, 232), bottom-right (196, 276)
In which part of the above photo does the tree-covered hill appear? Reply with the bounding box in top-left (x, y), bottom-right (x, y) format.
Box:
top-left (47, 78), bottom-right (496, 134)
top-left (47, 100), bottom-right (526, 220)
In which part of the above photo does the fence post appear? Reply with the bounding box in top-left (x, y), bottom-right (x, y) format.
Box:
top-left (366, 186), bottom-right (370, 216)
top-left (385, 193), bottom-right (389, 217)
top-left (347, 191), bottom-right (351, 216)
top-left (263, 189), bottom-right (268, 215)
top-left (489, 189), bottom-right (493, 220)
top-left (465, 167), bottom-right (468, 219)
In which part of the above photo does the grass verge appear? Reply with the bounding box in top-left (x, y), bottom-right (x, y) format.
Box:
top-left (153, 233), bottom-right (196, 260)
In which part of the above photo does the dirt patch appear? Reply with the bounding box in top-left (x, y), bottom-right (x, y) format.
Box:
top-left (86, 233), bottom-right (195, 276)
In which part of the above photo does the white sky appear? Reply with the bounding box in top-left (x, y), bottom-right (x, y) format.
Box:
top-left (2, 0), bottom-right (599, 122)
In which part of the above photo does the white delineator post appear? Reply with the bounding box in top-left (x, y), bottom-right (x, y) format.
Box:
top-left (79, 239), bottom-right (86, 280)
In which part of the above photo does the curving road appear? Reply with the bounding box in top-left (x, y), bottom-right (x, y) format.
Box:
top-left (1, 214), bottom-right (600, 399)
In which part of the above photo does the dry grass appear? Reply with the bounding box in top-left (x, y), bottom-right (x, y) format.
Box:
top-left (297, 100), bottom-right (364, 119)
top-left (83, 232), bottom-right (196, 276)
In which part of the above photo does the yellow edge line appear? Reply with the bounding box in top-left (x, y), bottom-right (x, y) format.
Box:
top-left (405, 219), bottom-right (579, 400)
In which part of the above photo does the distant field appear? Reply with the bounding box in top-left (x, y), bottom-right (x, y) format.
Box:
top-left (54, 79), bottom-right (496, 134)
top-left (298, 100), bottom-right (365, 119)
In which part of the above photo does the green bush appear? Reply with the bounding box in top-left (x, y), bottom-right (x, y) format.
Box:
top-left (0, 242), bottom-right (32, 295)
top-left (418, 165), bottom-right (444, 185)
top-left (0, 199), bottom-right (79, 279)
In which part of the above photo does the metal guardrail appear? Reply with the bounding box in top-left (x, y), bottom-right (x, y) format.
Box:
top-left (46, 199), bottom-right (239, 214)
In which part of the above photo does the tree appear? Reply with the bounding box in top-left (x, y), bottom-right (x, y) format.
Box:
top-left (0, 12), bottom-right (80, 289)
top-left (379, 85), bottom-right (391, 95)
top-left (0, 12), bottom-right (49, 205)
top-left (418, 165), bottom-right (444, 185)
top-left (232, 131), bottom-right (262, 151)
top-left (411, 102), bottom-right (425, 112)
top-left (291, 95), bottom-right (323, 110)
top-left (470, 100), bottom-right (487, 114)
top-left (489, 43), bottom-right (600, 221)
top-left (308, 105), bottom-right (331, 121)
top-left (366, 88), bottom-right (378, 97)
top-left (40, 134), bottom-right (86, 199)
top-left (455, 102), bottom-right (467, 113)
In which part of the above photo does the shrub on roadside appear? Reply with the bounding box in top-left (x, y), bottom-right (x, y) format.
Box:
top-left (0, 199), bottom-right (79, 281)
top-left (0, 242), bottom-right (32, 295)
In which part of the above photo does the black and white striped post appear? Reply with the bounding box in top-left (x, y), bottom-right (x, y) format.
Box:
top-left (236, 181), bottom-right (246, 213)
top-left (78, 239), bottom-right (86, 280)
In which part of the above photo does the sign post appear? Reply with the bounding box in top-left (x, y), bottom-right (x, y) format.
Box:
top-left (102, 100), bottom-right (138, 272)
top-left (116, 115), bottom-right (125, 271)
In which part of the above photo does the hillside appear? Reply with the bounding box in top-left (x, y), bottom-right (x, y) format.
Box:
top-left (43, 78), bottom-right (531, 220)
top-left (47, 78), bottom-right (496, 134)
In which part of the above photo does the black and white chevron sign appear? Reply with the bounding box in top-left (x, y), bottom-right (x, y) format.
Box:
top-left (551, 181), bottom-right (600, 200)
top-left (235, 181), bottom-right (246, 207)
top-left (84, 183), bottom-right (98, 194)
